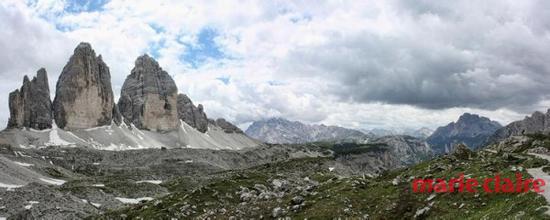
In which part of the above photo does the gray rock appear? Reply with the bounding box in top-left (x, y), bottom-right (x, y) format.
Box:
top-left (451, 143), bottom-right (474, 160)
top-left (253, 183), bottom-right (267, 192)
top-left (118, 54), bottom-right (179, 131)
top-left (7, 68), bottom-right (52, 130)
top-left (112, 104), bottom-right (122, 126)
top-left (177, 94), bottom-right (208, 133)
top-left (272, 179), bottom-right (289, 192)
top-left (210, 118), bottom-right (243, 134)
top-left (291, 195), bottom-right (304, 205)
top-left (272, 207), bottom-right (284, 218)
top-left (52, 42), bottom-right (115, 129)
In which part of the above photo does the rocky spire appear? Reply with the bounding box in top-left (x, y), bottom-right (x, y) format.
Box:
top-left (118, 54), bottom-right (179, 131)
top-left (7, 68), bottom-right (53, 130)
top-left (177, 94), bottom-right (208, 133)
top-left (52, 42), bottom-right (115, 129)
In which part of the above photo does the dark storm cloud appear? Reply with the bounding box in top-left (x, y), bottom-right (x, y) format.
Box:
top-left (283, 0), bottom-right (550, 112)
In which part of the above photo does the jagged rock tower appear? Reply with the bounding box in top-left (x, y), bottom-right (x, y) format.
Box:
top-left (7, 68), bottom-right (52, 130)
top-left (52, 42), bottom-right (116, 129)
top-left (118, 54), bottom-right (179, 131)
top-left (177, 94), bottom-right (208, 133)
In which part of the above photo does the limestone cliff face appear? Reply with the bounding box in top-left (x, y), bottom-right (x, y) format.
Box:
top-left (52, 42), bottom-right (115, 129)
top-left (7, 68), bottom-right (52, 130)
top-left (118, 54), bottom-right (179, 131)
top-left (177, 94), bottom-right (208, 133)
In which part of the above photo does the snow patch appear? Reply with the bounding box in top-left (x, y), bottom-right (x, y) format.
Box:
top-left (13, 161), bottom-right (33, 167)
top-left (92, 184), bottom-right (105, 187)
top-left (82, 199), bottom-right (101, 207)
top-left (85, 125), bottom-right (110, 131)
top-left (39, 178), bottom-right (66, 185)
top-left (0, 182), bottom-right (24, 189)
top-left (14, 151), bottom-right (31, 157)
top-left (115, 197), bottom-right (154, 204)
top-left (136, 180), bottom-right (162, 184)
top-left (47, 129), bottom-right (73, 146)
top-left (24, 201), bottom-right (39, 210)
top-left (414, 206), bottom-right (430, 218)
top-left (29, 128), bottom-right (50, 133)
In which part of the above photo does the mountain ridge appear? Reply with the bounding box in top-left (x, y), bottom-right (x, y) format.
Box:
top-left (245, 117), bottom-right (373, 144)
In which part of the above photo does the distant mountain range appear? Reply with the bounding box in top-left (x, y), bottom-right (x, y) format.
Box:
top-left (366, 127), bottom-right (434, 139)
top-left (427, 113), bottom-right (502, 154)
top-left (245, 117), bottom-right (434, 144)
top-left (245, 118), bottom-right (373, 144)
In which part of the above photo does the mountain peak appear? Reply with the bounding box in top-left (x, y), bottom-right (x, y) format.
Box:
top-left (76, 42), bottom-right (91, 49)
top-left (458, 112), bottom-right (479, 121)
top-left (427, 113), bottom-right (502, 154)
top-left (135, 54), bottom-right (159, 67)
top-left (118, 54), bottom-right (178, 131)
top-left (53, 42), bottom-right (115, 129)
top-left (8, 69), bottom-right (52, 130)
top-left (73, 42), bottom-right (95, 56)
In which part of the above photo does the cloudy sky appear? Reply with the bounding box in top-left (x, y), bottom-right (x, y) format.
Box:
top-left (1, 0), bottom-right (549, 131)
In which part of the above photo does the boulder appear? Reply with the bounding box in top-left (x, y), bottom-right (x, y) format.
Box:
top-left (52, 42), bottom-right (115, 129)
top-left (451, 143), bottom-right (474, 160)
top-left (177, 94), bottom-right (208, 132)
top-left (118, 54), bottom-right (179, 131)
top-left (7, 68), bottom-right (52, 130)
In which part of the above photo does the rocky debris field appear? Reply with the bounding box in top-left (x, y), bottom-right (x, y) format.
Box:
top-left (97, 135), bottom-right (550, 219)
top-left (5, 116), bottom-right (550, 219)
top-left (3, 134), bottom-right (550, 219)
top-left (0, 140), bottom-right (421, 219)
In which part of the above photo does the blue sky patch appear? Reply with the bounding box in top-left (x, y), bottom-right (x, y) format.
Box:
top-left (180, 28), bottom-right (225, 68)
top-left (216, 76), bottom-right (231, 85)
top-left (65, 0), bottom-right (108, 13)
top-left (148, 38), bottom-right (166, 59)
top-left (149, 23), bottom-right (165, 34)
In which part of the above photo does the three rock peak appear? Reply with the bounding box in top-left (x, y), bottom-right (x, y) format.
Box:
top-left (7, 42), bottom-right (222, 133)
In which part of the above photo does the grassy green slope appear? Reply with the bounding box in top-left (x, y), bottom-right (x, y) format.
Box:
top-left (95, 142), bottom-right (550, 219)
